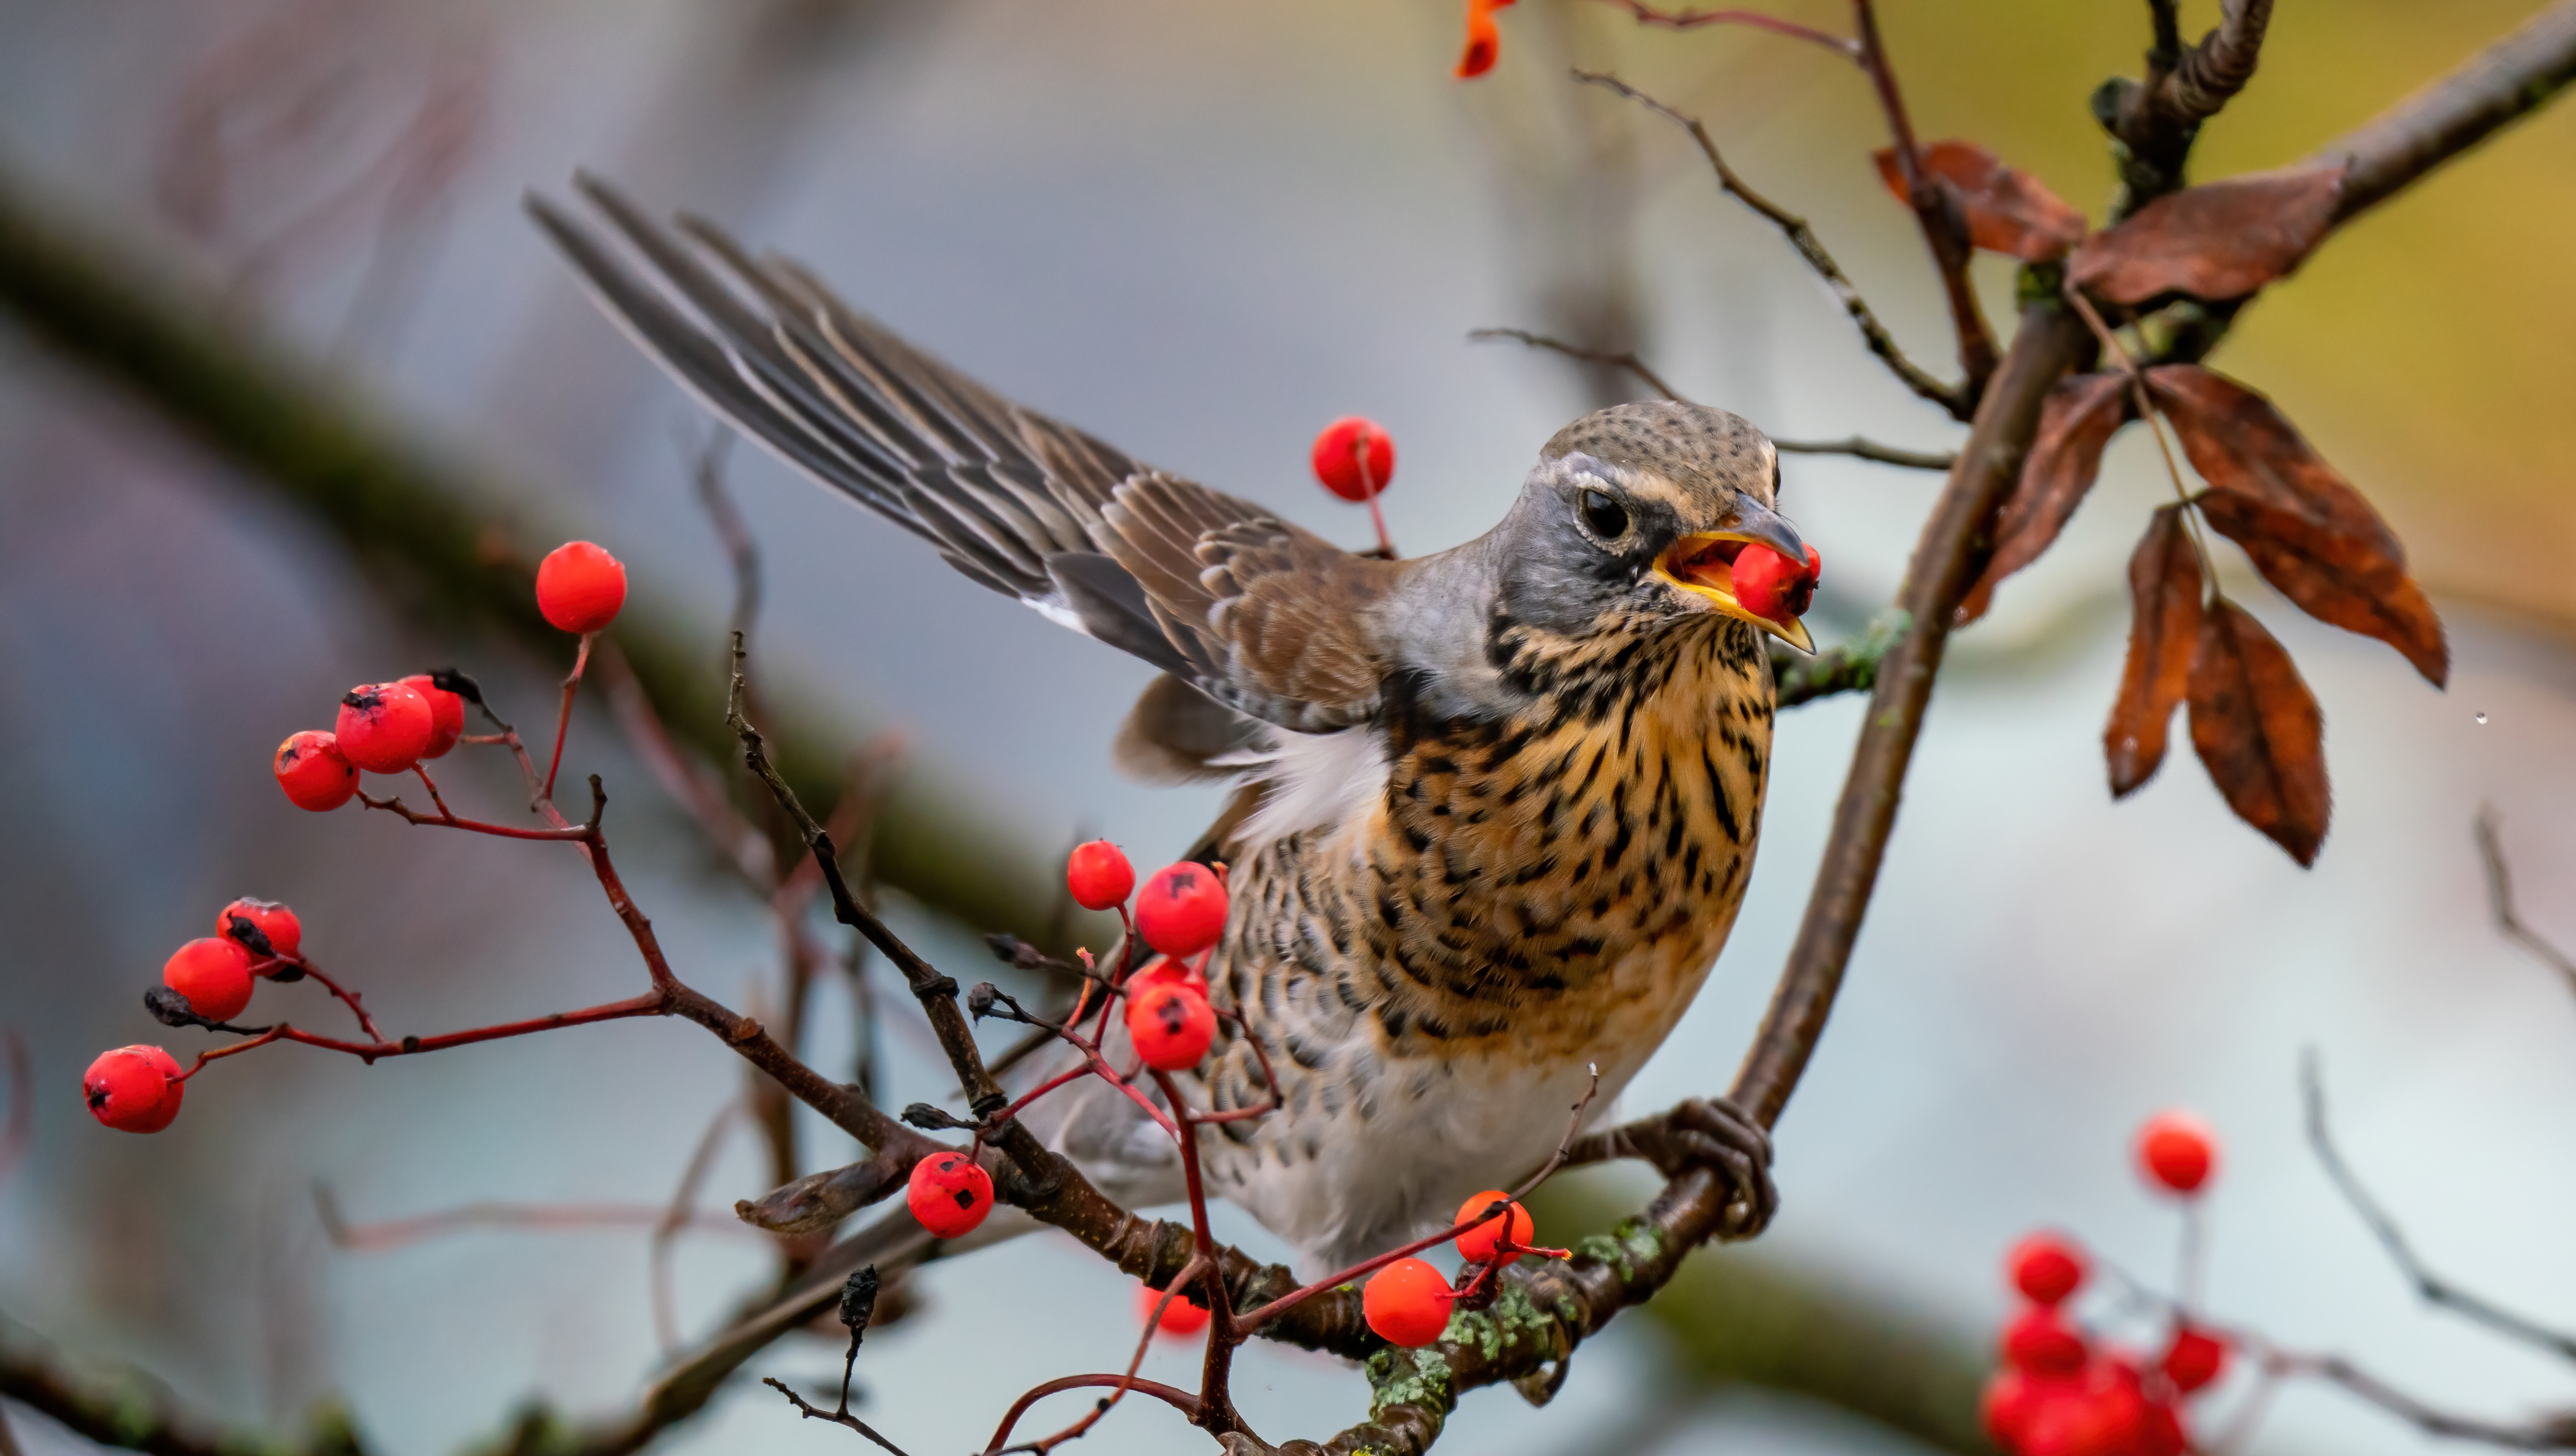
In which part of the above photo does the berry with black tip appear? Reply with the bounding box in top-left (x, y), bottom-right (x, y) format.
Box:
top-left (905, 1152), bottom-right (994, 1238)
top-left (218, 897), bottom-right (301, 962)
top-left (1125, 981), bottom-right (1216, 1071)
top-left (1732, 543), bottom-right (1821, 624)
top-left (274, 730), bottom-right (358, 811)
top-left (164, 936), bottom-right (255, 1023)
top-left (1135, 862), bottom-right (1227, 957)
top-left (85, 1046), bottom-right (183, 1133)
top-left (399, 673), bottom-right (467, 759)
top-left (335, 681), bottom-right (435, 774)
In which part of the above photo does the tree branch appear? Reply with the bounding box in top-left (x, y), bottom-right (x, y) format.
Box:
top-left (1851, 1), bottom-right (1999, 404)
top-left (0, 158), bottom-right (1079, 951)
top-left (1470, 328), bottom-right (1956, 468)
top-left (2476, 806), bottom-right (2576, 999)
top-left (2314, 0), bottom-right (2576, 224)
top-left (1574, 71), bottom-right (1972, 418)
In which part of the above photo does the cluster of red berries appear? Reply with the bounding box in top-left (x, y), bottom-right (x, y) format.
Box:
top-left (270, 542), bottom-right (625, 812)
top-left (1362, 1190), bottom-right (1542, 1347)
top-left (901, 840), bottom-right (1234, 1242)
top-left (1982, 1111), bottom-right (2229, 1456)
top-left (84, 897), bottom-right (307, 1133)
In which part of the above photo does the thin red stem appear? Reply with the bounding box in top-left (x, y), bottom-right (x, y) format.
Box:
top-left (176, 992), bottom-right (671, 1076)
top-left (253, 954), bottom-right (383, 1041)
top-left (543, 631), bottom-right (595, 802)
top-left (992, 1255), bottom-right (1212, 1454)
top-left (982, 1374), bottom-right (1201, 1455)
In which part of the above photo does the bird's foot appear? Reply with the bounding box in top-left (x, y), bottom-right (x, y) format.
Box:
top-left (1570, 1095), bottom-right (1777, 1240)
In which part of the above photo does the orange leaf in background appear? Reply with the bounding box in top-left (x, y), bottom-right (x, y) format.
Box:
top-left (2105, 505), bottom-right (2205, 798)
top-left (2068, 165), bottom-right (2345, 305)
top-left (2188, 599), bottom-right (2330, 867)
top-left (1957, 371), bottom-right (2133, 623)
top-left (1457, 0), bottom-right (1500, 79)
top-left (2146, 364), bottom-right (2447, 684)
top-left (2195, 493), bottom-right (2449, 687)
top-left (1873, 141), bottom-right (2088, 262)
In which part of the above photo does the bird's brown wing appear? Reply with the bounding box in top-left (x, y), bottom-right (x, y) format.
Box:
top-left (528, 175), bottom-right (1397, 734)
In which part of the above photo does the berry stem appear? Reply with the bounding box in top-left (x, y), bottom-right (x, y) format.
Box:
top-left (253, 953), bottom-right (384, 1041)
top-left (1356, 443), bottom-right (1397, 559)
top-left (543, 631), bottom-right (596, 803)
top-left (987, 1254), bottom-right (1214, 1453)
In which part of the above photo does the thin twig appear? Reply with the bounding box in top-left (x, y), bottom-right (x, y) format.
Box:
top-left (314, 1189), bottom-right (766, 1253)
top-left (542, 630), bottom-right (596, 803)
top-left (1775, 436), bottom-right (1956, 470)
top-left (2476, 807), bottom-right (2576, 999)
top-left (2301, 1051), bottom-right (2576, 1362)
top-left (765, 1377), bottom-right (914, 1455)
top-left (1851, 0), bottom-right (1998, 404)
top-left (1574, 71), bottom-right (1970, 418)
top-left (0, 1030), bottom-right (33, 1192)
top-left (1592, 0), bottom-right (1860, 58)
top-left (1470, 326), bottom-right (1684, 401)
top-left (654, 1100), bottom-right (742, 1353)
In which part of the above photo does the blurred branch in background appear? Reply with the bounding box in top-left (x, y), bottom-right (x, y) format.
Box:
top-left (2475, 807), bottom-right (2576, 1000)
top-left (1530, 1176), bottom-right (1991, 1456)
top-left (0, 156), bottom-right (1078, 950)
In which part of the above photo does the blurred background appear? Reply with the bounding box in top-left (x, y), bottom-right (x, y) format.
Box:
top-left (3, 1), bottom-right (2573, 1452)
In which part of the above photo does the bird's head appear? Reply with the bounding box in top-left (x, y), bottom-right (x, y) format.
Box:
top-left (1492, 401), bottom-right (1815, 653)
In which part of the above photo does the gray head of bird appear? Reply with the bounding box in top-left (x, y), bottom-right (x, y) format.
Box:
top-left (1486, 400), bottom-right (1815, 654)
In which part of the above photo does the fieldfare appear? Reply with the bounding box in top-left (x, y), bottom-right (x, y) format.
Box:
top-left (533, 178), bottom-right (1810, 1274)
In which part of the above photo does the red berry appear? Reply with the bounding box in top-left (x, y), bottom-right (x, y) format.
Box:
top-left (1126, 982), bottom-right (1217, 1071)
top-left (1980, 1368), bottom-right (2047, 1451)
top-left (536, 540), bottom-right (628, 633)
top-left (1137, 1282), bottom-right (1211, 1337)
top-left (905, 1152), bottom-right (994, 1239)
top-left (2008, 1232), bottom-right (2089, 1306)
top-left (273, 730), bottom-right (358, 812)
top-left (1131, 955), bottom-right (1209, 997)
top-left (1066, 840), bottom-right (1136, 912)
top-left (1731, 543), bottom-right (1821, 624)
top-left (2159, 1325), bottom-right (2228, 1393)
top-left (2134, 1396), bottom-right (2190, 1456)
top-left (85, 1045), bottom-right (183, 1133)
top-left (217, 897), bottom-right (302, 962)
top-left (334, 681), bottom-right (435, 774)
top-left (399, 673), bottom-right (467, 759)
top-left (1453, 1191), bottom-right (1535, 1264)
top-left (1135, 862), bottom-right (1228, 957)
top-left (2003, 1305), bottom-right (2089, 1377)
top-left (2135, 1109), bottom-right (2219, 1195)
top-left (1310, 417), bottom-right (1397, 503)
top-left (164, 936), bottom-right (255, 1022)
top-left (1362, 1257), bottom-right (1453, 1347)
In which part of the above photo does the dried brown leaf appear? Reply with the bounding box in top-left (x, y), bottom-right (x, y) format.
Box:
top-left (2188, 599), bottom-right (2330, 866)
top-left (1957, 372), bottom-right (2133, 624)
top-left (1874, 141), bottom-right (2089, 263)
top-left (2067, 164), bottom-right (2345, 304)
top-left (2105, 505), bottom-right (2205, 797)
top-left (2149, 364), bottom-right (2447, 685)
top-left (2195, 494), bottom-right (2448, 687)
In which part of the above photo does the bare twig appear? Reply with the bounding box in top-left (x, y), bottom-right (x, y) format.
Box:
top-left (1773, 610), bottom-right (1910, 708)
top-left (2275, 1350), bottom-right (2576, 1450)
top-left (314, 1190), bottom-right (765, 1253)
top-left (1472, 327), bottom-right (1954, 467)
top-left (2313, 1), bottom-right (2576, 225)
top-left (1574, 71), bottom-right (1971, 418)
top-left (653, 1101), bottom-right (742, 1353)
top-left (765, 1378), bottom-right (914, 1456)
top-left (2301, 1051), bottom-right (2576, 1362)
top-left (2476, 807), bottom-right (2576, 999)
top-left (1592, 1), bottom-right (1859, 58)
top-left (2101, 0), bottom-right (2278, 215)
top-left (1850, 0), bottom-right (1998, 403)
top-left (1775, 436), bottom-right (1956, 470)
top-left (0, 1031), bottom-right (30, 1192)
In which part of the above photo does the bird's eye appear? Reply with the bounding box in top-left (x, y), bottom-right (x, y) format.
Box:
top-left (1579, 489), bottom-right (1630, 541)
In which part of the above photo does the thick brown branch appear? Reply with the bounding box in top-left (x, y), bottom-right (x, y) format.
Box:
top-left (1574, 71), bottom-right (1971, 418)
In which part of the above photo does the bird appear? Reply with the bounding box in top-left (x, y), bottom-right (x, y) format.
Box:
top-left (530, 176), bottom-right (1811, 1280)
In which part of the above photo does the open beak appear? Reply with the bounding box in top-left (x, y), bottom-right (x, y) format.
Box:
top-left (1652, 502), bottom-right (1816, 654)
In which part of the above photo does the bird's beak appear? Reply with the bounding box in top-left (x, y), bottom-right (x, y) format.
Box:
top-left (1652, 501), bottom-right (1816, 653)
